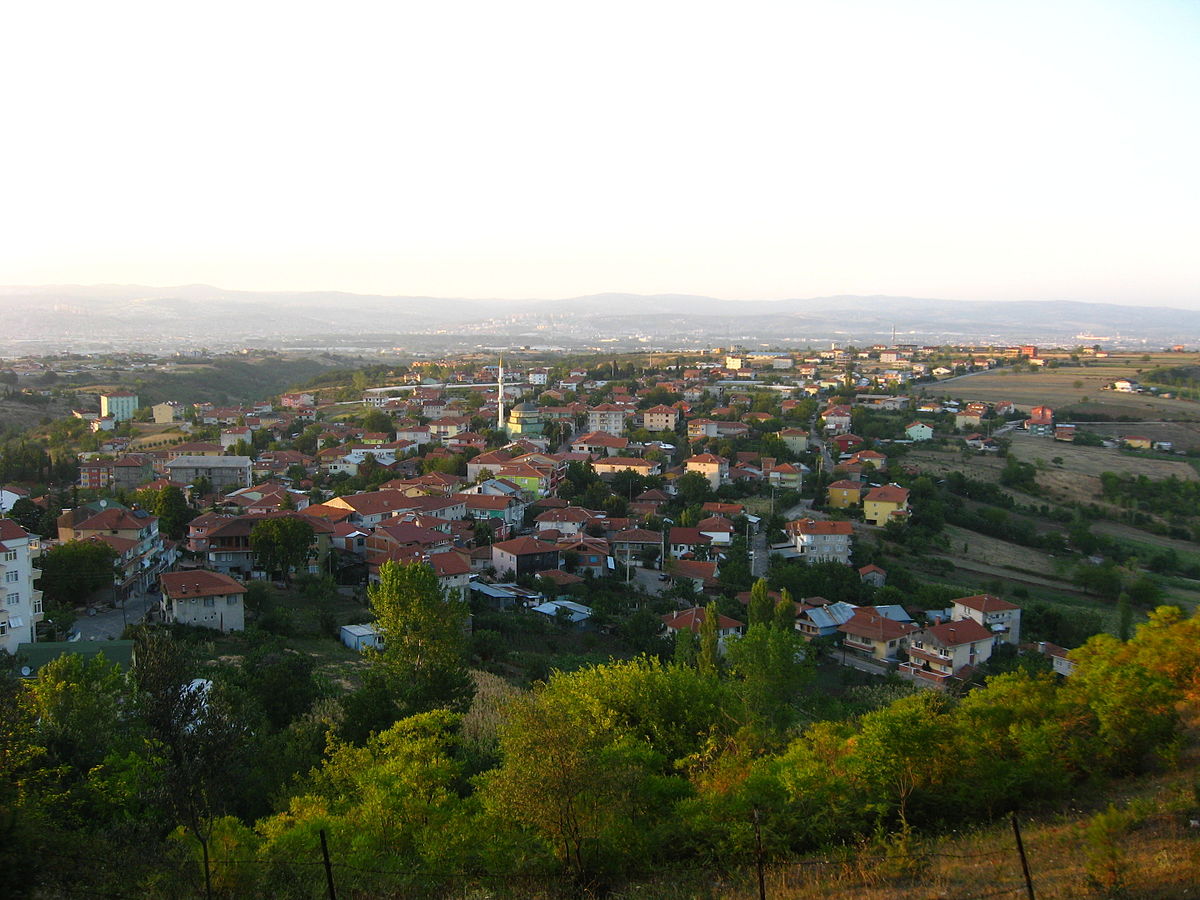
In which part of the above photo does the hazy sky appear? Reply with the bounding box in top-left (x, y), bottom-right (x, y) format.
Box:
top-left (2, 1), bottom-right (1197, 305)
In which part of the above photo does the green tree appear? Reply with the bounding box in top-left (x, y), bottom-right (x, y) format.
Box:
top-left (191, 474), bottom-right (213, 499)
top-left (698, 603), bottom-right (721, 678)
top-left (153, 485), bottom-right (194, 540)
top-left (676, 471), bottom-right (714, 507)
top-left (5, 498), bottom-right (42, 534)
top-left (725, 623), bottom-right (812, 732)
top-left (36, 540), bottom-right (118, 607)
top-left (479, 659), bottom-right (732, 880)
top-left (133, 630), bottom-right (249, 899)
top-left (366, 560), bottom-right (473, 723)
top-left (747, 578), bottom-right (774, 626)
top-left (773, 590), bottom-right (797, 631)
top-left (673, 629), bottom-right (697, 667)
top-left (360, 408), bottom-right (395, 436)
top-left (250, 516), bottom-right (315, 584)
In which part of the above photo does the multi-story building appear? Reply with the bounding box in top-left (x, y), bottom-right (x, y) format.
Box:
top-left (160, 570), bottom-right (246, 633)
top-left (57, 503), bottom-right (165, 596)
top-left (952, 594), bottom-right (1022, 645)
top-left (642, 405), bottom-right (679, 432)
top-left (786, 518), bottom-right (853, 565)
top-left (164, 456), bottom-right (252, 493)
top-left (99, 392), bottom-right (138, 423)
top-left (683, 453), bottom-right (729, 491)
top-left (863, 485), bottom-right (910, 526)
top-left (0, 518), bottom-right (43, 655)
top-left (587, 404), bottom-right (628, 436)
top-left (900, 618), bottom-right (995, 688)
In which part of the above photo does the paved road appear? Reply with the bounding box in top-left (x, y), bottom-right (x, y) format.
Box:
top-left (70, 590), bottom-right (160, 640)
top-left (629, 566), bottom-right (669, 598)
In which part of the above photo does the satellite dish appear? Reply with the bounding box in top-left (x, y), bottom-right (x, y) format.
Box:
top-left (20, 666), bottom-right (31, 677)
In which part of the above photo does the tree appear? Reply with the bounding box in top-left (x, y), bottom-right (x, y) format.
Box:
top-left (250, 517), bottom-right (315, 584)
top-left (36, 540), bottom-right (118, 607)
top-left (773, 591), bottom-right (797, 631)
top-left (6, 498), bottom-right (42, 534)
top-left (365, 560), bottom-right (473, 724)
top-left (191, 475), bottom-right (213, 499)
top-left (676, 471), bottom-right (714, 507)
top-left (725, 623), bottom-right (812, 732)
top-left (698, 603), bottom-right (721, 678)
top-left (479, 659), bottom-right (732, 881)
top-left (153, 485), bottom-right (194, 540)
top-left (360, 408), bottom-right (395, 436)
top-left (133, 630), bottom-right (249, 899)
top-left (747, 578), bottom-right (774, 626)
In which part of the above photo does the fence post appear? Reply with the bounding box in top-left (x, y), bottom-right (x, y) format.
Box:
top-left (753, 807), bottom-right (767, 900)
top-left (319, 828), bottom-right (337, 900)
top-left (1010, 813), bottom-right (1035, 900)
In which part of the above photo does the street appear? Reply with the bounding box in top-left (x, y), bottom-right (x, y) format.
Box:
top-left (70, 589), bottom-right (160, 640)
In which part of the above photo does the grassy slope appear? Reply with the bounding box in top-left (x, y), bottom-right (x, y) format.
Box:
top-left (606, 737), bottom-right (1200, 900)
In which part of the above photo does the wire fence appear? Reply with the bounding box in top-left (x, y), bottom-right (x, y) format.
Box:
top-left (21, 808), bottom-right (1199, 899)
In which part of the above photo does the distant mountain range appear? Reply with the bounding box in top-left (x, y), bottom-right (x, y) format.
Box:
top-left (1, 284), bottom-right (1196, 353)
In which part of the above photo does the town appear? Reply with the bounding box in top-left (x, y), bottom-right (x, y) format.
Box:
top-left (3, 339), bottom-right (1200, 897)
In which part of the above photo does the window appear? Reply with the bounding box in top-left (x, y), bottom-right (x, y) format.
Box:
top-left (227, 596), bottom-right (238, 605)
top-left (203, 597), bottom-right (215, 607)
top-left (3, 550), bottom-right (16, 562)
top-left (0, 621), bottom-right (6, 635)
top-left (33, 596), bottom-right (42, 614)
top-left (4, 571), bottom-right (17, 583)
top-left (6, 593), bottom-right (18, 606)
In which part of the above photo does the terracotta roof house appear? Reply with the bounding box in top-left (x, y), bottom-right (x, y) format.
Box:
top-left (863, 484), bottom-right (910, 526)
top-left (664, 558), bottom-right (720, 592)
top-left (534, 506), bottom-right (602, 537)
top-left (900, 618), bottom-right (994, 688)
top-left (592, 456), bottom-right (661, 477)
top-left (858, 564), bottom-right (887, 587)
top-left (668, 527), bottom-right (712, 558)
top-left (701, 501), bottom-right (744, 517)
top-left (683, 453), bottom-right (729, 491)
top-left (323, 491), bottom-right (417, 527)
top-left (786, 518), bottom-right (853, 565)
top-left (952, 594), bottom-right (1021, 644)
top-left (160, 570), bottom-right (246, 633)
top-left (661, 606), bottom-right (743, 640)
top-left (826, 480), bottom-right (863, 509)
top-left (570, 432), bottom-right (631, 457)
top-left (491, 536), bottom-right (561, 577)
top-left (905, 422), bottom-right (934, 441)
top-left (838, 608), bottom-right (917, 661)
top-left (697, 515), bottom-right (735, 545)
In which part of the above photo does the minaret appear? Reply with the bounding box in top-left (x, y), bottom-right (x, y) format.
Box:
top-left (497, 357), bottom-right (506, 433)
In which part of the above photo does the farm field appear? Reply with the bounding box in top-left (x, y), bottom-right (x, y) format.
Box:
top-left (1005, 432), bottom-right (1198, 506)
top-left (919, 356), bottom-right (1200, 425)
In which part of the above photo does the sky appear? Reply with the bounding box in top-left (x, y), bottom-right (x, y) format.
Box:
top-left (1, 0), bottom-right (1198, 306)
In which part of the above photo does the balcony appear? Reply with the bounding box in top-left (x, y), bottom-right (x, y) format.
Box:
top-left (842, 636), bottom-right (875, 653)
top-left (898, 663), bottom-right (954, 686)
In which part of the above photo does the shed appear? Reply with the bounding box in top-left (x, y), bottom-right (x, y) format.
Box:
top-left (340, 623), bottom-right (383, 652)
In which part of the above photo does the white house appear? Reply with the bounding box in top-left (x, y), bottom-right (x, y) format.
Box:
top-left (0, 518), bottom-right (43, 655)
top-left (159, 570), bottom-right (247, 633)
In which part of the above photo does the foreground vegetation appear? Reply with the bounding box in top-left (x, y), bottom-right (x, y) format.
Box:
top-left (5, 554), bottom-right (1200, 897)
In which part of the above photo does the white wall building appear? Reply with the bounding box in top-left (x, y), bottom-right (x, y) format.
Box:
top-left (0, 519), bottom-right (43, 655)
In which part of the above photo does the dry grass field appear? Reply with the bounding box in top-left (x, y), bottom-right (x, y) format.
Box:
top-left (610, 753), bottom-right (1200, 899)
top-left (1000, 432), bottom-right (1197, 507)
top-left (918, 352), bottom-right (1200, 426)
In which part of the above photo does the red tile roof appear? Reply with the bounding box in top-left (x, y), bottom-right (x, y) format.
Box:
top-left (161, 570), bottom-right (247, 598)
top-left (661, 606), bottom-right (742, 633)
top-left (954, 594), bottom-right (1019, 613)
